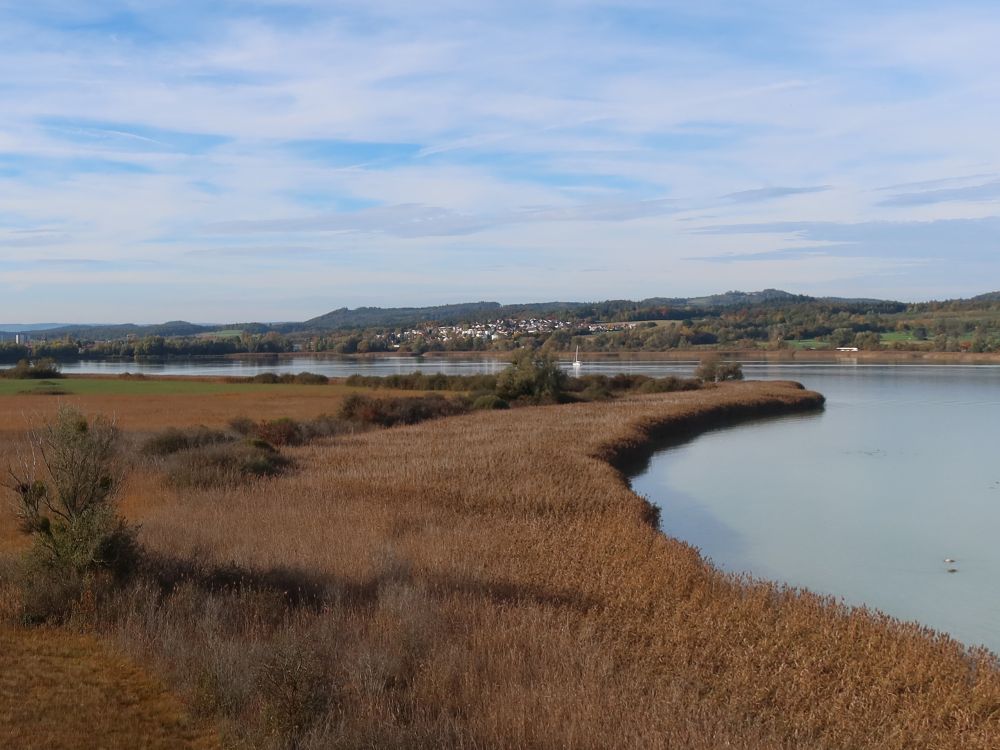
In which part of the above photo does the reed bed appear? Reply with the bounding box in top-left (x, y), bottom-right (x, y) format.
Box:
top-left (0, 628), bottom-right (219, 750)
top-left (4, 380), bottom-right (1000, 748)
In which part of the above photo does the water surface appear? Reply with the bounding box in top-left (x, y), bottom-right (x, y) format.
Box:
top-left (630, 364), bottom-right (1000, 653)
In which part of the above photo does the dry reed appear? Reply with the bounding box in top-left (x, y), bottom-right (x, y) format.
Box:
top-left (4, 380), bottom-right (1000, 748)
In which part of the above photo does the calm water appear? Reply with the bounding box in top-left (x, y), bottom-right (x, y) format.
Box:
top-left (60, 356), bottom-right (513, 378)
top-left (631, 364), bottom-right (1000, 653)
top-left (58, 355), bottom-right (699, 378)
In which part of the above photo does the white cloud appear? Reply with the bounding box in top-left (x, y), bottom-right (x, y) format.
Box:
top-left (2, 1), bottom-right (1000, 320)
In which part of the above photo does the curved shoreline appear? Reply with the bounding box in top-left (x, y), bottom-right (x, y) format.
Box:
top-left (597, 381), bottom-right (826, 529)
top-left (598, 380), bottom-right (825, 484)
top-left (103, 379), bottom-right (1000, 747)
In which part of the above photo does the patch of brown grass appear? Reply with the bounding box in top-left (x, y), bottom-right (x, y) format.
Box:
top-left (0, 379), bottom-right (434, 434)
top-left (5, 380), bottom-right (1000, 748)
top-left (0, 628), bottom-right (218, 750)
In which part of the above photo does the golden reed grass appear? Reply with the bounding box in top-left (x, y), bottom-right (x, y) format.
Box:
top-left (3, 380), bottom-right (1000, 748)
top-left (0, 627), bottom-right (219, 750)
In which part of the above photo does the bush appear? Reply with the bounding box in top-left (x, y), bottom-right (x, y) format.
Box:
top-left (227, 415), bottom-right (358, 446)
top-left (345, 372), bottom-right (499, 392)
top-left (238, 371), bottom-right (330, 385)
top-left (339, 394), bottom-right (469, 427)
top-left (579, 383), bottom-right (613, 401)
top-left (563, 372), bottom-right (699, 400)
top-left (292, 372), bottom-right (329, 385)
top-left (608, 373), bottom-right (651, 391)
top-left (637, 376), bottom-right (702, 393)
top-left (4, 407), bottom-right (139, 621)
top-left (718, 362), bottom-right (745, 381)
top-left (164, 440), bottom-right (291, 488)
top-left (253, 418), bottom-right (303, 446)
top-left (696, 357), bottom-right (743, 382)
top-left (471, 394), bottom-right (509, 410)
top-left (141, 426), bottom-right (234, 456)
top-left (229, 416), bottom-right (255, 435)
top-left (0, 358), bottom-right (62, 379)
top-left (495, 351), bottom-right (567, 404)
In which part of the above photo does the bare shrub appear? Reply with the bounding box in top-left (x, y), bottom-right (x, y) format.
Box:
top-left (257, 636), bottom-right (332, 739)
top-left (637, 375), bottom-right (702, 393)
top-left (695, 356), bottom-right (744, 382)
top-left (339, 393), bottom-right (469, 427)
top-left (141, 426), bottom-right (234, 456)
top-left (252, 417), bottom-right (302, 447)
top-left (163, 440), bottom-right (291, 488)
top-left (227, 415), bottom-right (358, 447)
top-left (0, 357), bottom-right (62, 379)
top-left (495, 350), bottom-right (566, 403)
top-left (228, 416), bottom-right (255, 436)
top-left (471, 394), bottom-right (509, 410)
top-left (345, 372), bottom-right (499, 392)
top-left (4, 407), bottom-right (139, 622)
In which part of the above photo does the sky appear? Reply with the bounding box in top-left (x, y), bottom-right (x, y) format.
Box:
top-left (2, 1), bottom-right (1000, 323)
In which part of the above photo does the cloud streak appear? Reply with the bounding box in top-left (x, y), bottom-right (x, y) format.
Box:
top-left (3, 1), bottom-right (1000, 319)
top-left (206, 198), bottom-right (679, 238)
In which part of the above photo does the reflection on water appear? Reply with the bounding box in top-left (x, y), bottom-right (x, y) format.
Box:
top-left (630, 365), bottom-right (1000, 653)
top-left (59, 356), bottom-right (514, 378)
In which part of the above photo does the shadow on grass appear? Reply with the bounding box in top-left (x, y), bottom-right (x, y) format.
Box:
top-left (140, 552), bottom-right (596, 614)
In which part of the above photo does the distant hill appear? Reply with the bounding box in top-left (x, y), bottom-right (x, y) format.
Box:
top-left (302, 302), bottom-right (505, 330)
top-left (0, 323), bottom-right (71, 333)
top-left (296, 290), bottom-right (907, 331)
top-left (684, 289), bottom-right (812, 307)
top-left (10, 321), bottom-right (216, 341)
top-left (970, 291), bottom-right (1000, 302)
top-left (12, 289), bottom-right (1000, 342)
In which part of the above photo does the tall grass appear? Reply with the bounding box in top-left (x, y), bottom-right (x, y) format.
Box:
top-left (5, 381), bottom-right (1000, 748)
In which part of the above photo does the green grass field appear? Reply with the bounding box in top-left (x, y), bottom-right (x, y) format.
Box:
top-left (0, 378), bottom-right (332, 397)
top-left (627, 319), bottom-right (682, 327)
top-left (784, 339), bottom-right (831, 349)
top-left (197, 329), bottom-right (244, 339)
top-left (879, 331), bottom-right (918, 343)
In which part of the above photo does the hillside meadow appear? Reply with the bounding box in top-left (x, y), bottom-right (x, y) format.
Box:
top-left (1, 379), bottom-right (999, 748)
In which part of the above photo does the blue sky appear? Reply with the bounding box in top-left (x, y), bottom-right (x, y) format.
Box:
top-left (2, 1), bottom-right (1000, 322)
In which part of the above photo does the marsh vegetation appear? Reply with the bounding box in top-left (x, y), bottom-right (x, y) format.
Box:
top-left (1, 375), bottom-right (998, 749)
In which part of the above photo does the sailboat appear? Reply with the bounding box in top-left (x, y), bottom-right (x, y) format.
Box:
top-left (572, 345), bottom-right (582, 370)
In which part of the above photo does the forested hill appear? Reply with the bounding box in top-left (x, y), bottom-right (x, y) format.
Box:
top-left (0, 321), bottom-right (255, 341)
top-left (300, 302), bottom-right (505, 330)
top-left (293, 290), bottom-right (906, 331)
top-left (8, 289), bottom-right (1000, 342)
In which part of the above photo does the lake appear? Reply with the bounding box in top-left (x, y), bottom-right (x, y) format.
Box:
top-left (58, 354), bottom-right (703, 378)
top-left (631, 363), bottom-right (1000, 654)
